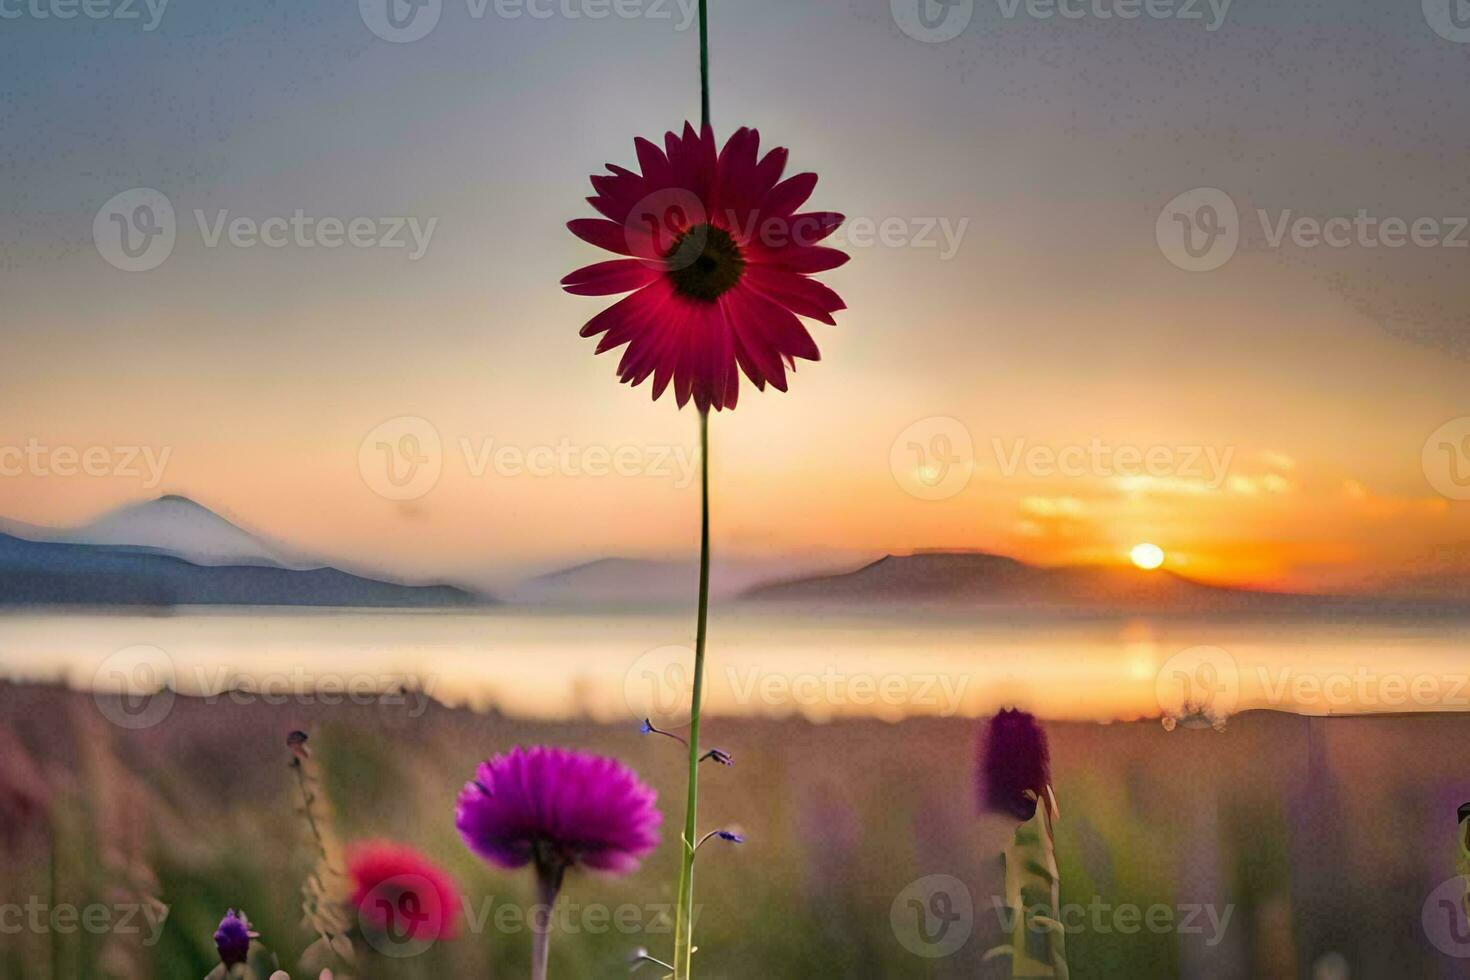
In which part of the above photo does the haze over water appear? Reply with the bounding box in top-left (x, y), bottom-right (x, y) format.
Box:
top-left (4, 606), bottom-right (1465, 723)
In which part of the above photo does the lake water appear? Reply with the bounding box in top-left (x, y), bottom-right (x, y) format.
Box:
top-left (1, 606), bottom-right (1467, 724)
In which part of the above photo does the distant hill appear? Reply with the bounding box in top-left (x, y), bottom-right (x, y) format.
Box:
top-left (0, 494), bottom-right (312, 568)
top-left (0, 508), bottom-right (488, 608)
top-left (509, 555), bottom-right (860, 604)
top-left (740, 551), bottom-right (1467, 616)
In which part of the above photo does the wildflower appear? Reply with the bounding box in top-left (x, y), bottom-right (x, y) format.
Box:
top-left (456, 746), bottom-right (661, 980)
top-left (976, 710), bottom-right (1067, 978)
top-left (977, 708), bottom-right (1054, 822)
top-left (214, 909), bottom-right (256, 968)
top-left (563, 124), bottom-right (848, 411)
top-left (346, 840), bottom-right (461, 944)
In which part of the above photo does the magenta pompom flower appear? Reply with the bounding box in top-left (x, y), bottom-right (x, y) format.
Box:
top-left (456, 746), bottom-right (662, 979)
top-left (456, 745), bottom-right (661, 875)
top-left (562, 123), bottom-right (848, 412)
top-left (977, 708), bottom-right (1054, 822)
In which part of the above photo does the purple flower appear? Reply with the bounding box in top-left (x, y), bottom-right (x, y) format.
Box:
top-left (458, 747), bottom-right (662, 980)
top-left (455, 746), bottom-right (662, 877)
top-left (213, 909), bottom-right (255, 967)
top-left (977, 709), bottom-right (1052, 821)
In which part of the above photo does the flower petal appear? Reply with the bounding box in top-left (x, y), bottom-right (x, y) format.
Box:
top-left (560, 259), bottom-right (661, 296)
top-left (744, 266), bottom-right (846, 325)
top-left (567, 218), bottom-right (632, 255)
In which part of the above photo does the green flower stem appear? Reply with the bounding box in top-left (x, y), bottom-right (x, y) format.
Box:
top-left (531, 861), bottom-right (566, 980)
top-left (698, 0), bottom-right (709, 129)
top-left (674, 8), bottom-right (712, 974)
top-left (673, 408), bottom-right (711, 979)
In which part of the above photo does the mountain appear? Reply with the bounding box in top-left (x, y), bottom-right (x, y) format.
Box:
top-left (0, 532), bottom-right (486, 608)
top-left (0, 495), bottom-right (305, 568)
top-left (0, 496), bottom-right (489, 607)
top-left (739, 550), bottom-right (1452, 615)
top-left (508, 555), bottom-right (864, 605)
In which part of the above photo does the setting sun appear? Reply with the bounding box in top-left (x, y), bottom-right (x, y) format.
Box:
top-left (1130, 542), bottom-right (1166, 570)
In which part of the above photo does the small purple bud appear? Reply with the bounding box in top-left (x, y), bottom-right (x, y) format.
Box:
top-left (696, 828), bottom-right (746, 852)
top-left (977, 708), bottom-right (1052, 822)
top-left (700, 748), bottom-right (734, 767)
top-left (213, 909), bottom-right (255, 967)
top-left (639, 719), bottom-right (688, 747)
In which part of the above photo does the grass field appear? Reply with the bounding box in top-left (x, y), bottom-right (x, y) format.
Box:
top-left (2, 681), bottom-right (1467, 978)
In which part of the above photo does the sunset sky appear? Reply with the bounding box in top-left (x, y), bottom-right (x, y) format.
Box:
top-left (1, 0), bottom-right (1467, 594)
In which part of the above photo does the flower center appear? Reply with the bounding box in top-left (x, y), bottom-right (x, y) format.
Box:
top-left (665, 224), bottom-right (745, 301)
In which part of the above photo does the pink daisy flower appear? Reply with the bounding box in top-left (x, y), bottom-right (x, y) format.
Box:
top-left (562, 123), bottom-right (848, 412)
